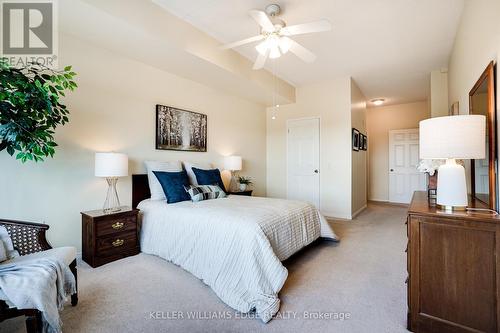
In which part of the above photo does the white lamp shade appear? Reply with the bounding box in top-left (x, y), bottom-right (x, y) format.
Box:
top-left (95, 153), bottom-right (128, 177)
top-left (419, 115), bottom-right (486, 160)
top-left (224, 156), bottom-right (242, 171)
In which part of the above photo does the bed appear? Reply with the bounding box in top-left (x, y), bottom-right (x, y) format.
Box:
top-left (132, 174), bottom-right (338, 322)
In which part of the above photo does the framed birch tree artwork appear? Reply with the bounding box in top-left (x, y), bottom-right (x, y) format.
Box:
top-left (156, 104), bottom-right (207, 152)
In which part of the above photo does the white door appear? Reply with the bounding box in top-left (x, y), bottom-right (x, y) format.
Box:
top-left (388, 129), bottom-right (426, 203)
top-left (287, 118), bottom-right (320, 208)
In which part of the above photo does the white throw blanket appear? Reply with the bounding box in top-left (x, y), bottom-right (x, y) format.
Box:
top-left (139, 195), bottom-right (338, 322)
top-left (0, 258), bottom-right (76, 333)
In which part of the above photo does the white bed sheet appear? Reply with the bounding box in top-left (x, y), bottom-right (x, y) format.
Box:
top-left (138, 195), bottom-right (337, 322)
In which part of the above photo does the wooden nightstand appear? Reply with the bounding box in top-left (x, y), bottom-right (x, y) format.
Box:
top-left (81, 207), bottom-right (140, 268)
top-left (228, 190), bottom-right (253, 196)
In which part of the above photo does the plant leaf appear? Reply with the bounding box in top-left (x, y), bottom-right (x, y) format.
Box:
top-left (0, 62), bottom-right (77, 163)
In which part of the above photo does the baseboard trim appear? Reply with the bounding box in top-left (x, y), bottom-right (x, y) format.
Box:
top-left (351, 204), bottom-right (367, 218)
top-left (321, 211), bottom-right (352, 221)
top-left (368, 200), bottom-right (409, 208)
top-left (324, 216), bottom-right (352, 222)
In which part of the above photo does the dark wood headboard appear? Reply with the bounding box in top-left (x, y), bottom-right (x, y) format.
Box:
top-left (132, 174), bottom-right (150, 209)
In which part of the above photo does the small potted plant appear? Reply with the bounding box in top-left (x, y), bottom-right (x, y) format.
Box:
top-left (238, 176), bottom-right (253, 191)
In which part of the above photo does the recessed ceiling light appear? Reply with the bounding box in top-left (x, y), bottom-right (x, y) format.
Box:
top-left (371, 99), bottom-right (385, 106)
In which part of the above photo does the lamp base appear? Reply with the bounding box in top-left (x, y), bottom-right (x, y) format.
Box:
top-left (103, 177), bottom-right (122, 214)
top-left (229, 171), bottom-right (239, 192)
top-left (436, 204), bottom-right (467, 212)
top-left (436, 159), bottom-right (468, 211)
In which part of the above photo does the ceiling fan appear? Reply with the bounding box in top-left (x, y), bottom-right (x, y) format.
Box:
top-left (221, 4), bottom-right (332, 70)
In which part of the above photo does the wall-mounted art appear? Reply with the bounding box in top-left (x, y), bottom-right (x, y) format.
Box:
top-left (352, 128), bottom-right (360, 151)
top-left (156, 104), bottom-right (207, 152)
top-left (358, 133), bottom-right (364, 151)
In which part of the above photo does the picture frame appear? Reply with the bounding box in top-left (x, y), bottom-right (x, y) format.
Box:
top-left (352, 128), bottom-right (360, 151)
top-left (156, 104), bottom-right (207, 152)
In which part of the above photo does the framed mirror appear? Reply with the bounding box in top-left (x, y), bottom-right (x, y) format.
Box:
top-left (470, 61), bottom-right (497, 209)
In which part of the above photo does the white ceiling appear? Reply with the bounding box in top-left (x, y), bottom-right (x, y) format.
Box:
top-left (155, 0), bottom-right (464, 106)
top-left (61, 0), bottom-right (296, 106)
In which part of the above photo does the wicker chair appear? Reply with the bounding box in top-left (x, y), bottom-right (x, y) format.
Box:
top-left (0, 219), bottom-right (78, 333)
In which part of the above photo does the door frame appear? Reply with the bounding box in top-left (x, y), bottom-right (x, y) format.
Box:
top-left (286, 116), bottom-right (321, 209)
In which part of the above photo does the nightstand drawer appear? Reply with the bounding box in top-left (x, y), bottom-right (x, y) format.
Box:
top-left (96, 231), bottom-right (138, 254)
top-left (96, 216), bottom-right (137, 237)
top-left (82, 207), bottom-right (139, 267)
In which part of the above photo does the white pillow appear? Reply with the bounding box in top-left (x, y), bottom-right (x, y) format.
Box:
top-left (0, 226), bottom-right (19, 260)
top-left (145, 161), bottom-right (183, 200)
top-left (183, 162), bottom-right (213, 185)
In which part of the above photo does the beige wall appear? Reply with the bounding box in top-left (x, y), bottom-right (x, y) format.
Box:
top-left (366, 101), bottom-right (430, 201)
top-left (430, 70), bottom-right (449, 117)
top-left (0, 34), bottom-right (267, 251)
top-left (448, 0), bottom-right (500, 197)
top-left (448, 0), bottom-right (500, 117)
top-left (350, 80), bottom-right (367, 215)
top-left (266, 78), bottom-right (353, 219)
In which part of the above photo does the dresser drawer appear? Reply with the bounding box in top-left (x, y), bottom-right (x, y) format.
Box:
top-left (96, 231), bottom-right (138, 254)
top-left (96, 216), bottom-right (137, 237)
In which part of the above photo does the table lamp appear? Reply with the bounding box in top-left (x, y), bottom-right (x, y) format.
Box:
top-left (419, 115), bottom-right (485, 211)
top-left (95, 152), bottom-right (128, 213)
top-left (224, 156), bottom-right (242, 191)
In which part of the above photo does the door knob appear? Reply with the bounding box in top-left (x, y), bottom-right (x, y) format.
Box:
top-left (314, 169), bottom-right (319, 173)
top-left (390, 169), bottom-right (394, 172)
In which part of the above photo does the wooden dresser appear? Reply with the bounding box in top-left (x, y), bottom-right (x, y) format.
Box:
top-left (407, 191), bottom-right (500, 333)
top-left (81, 207), bottom-right (140, 267)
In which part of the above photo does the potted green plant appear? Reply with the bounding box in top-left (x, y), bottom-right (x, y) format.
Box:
top-left (0, 61), bottom-right (77, 162)
top-left (238, 176), bottom-right (253, 191)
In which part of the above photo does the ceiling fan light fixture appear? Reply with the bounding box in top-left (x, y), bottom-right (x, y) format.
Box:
top-left (267, 35), bottom-right (280, 48)
top-left (269, 46), bottom-right (281, 59)
top-left (222, 7), bottom-right (332, 70)
top-left (278, 37), bottom-right (292, 54)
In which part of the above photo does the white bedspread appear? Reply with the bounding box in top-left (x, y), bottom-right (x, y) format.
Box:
top-left (138, 195), bottom-right (338, 322)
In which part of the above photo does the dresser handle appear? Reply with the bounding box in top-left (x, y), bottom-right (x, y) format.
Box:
top-left (111, 222), bottom-right (124, 230)
top-left (112, 239), bottom-right (124, 247)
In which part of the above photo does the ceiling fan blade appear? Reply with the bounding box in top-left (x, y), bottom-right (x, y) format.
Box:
top-left (249, 10), bottom-right (275, 32)
top-left (289, 39), bottom-right (317, 63)
top-left (281, 20), bottom-right (332, 36)
top-left (220, 35), bottom-right (264, 49)
top-left (253, 49), bottom-right (269, 70)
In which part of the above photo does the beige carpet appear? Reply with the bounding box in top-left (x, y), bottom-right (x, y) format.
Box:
top-left (3, 203), bottom-right (410, 333)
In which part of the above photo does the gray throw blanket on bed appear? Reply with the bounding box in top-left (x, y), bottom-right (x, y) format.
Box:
top-left (0, 258), bottom-right (76, 333)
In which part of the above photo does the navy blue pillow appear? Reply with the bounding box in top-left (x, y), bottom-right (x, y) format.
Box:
top-left (153, 171), bottom-right (191, 203)
top-left (192, 167), bottom-right (226, 192)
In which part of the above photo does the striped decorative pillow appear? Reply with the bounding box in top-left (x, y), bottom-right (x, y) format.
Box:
top-left (185, 185), bottom-right (227, 202)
